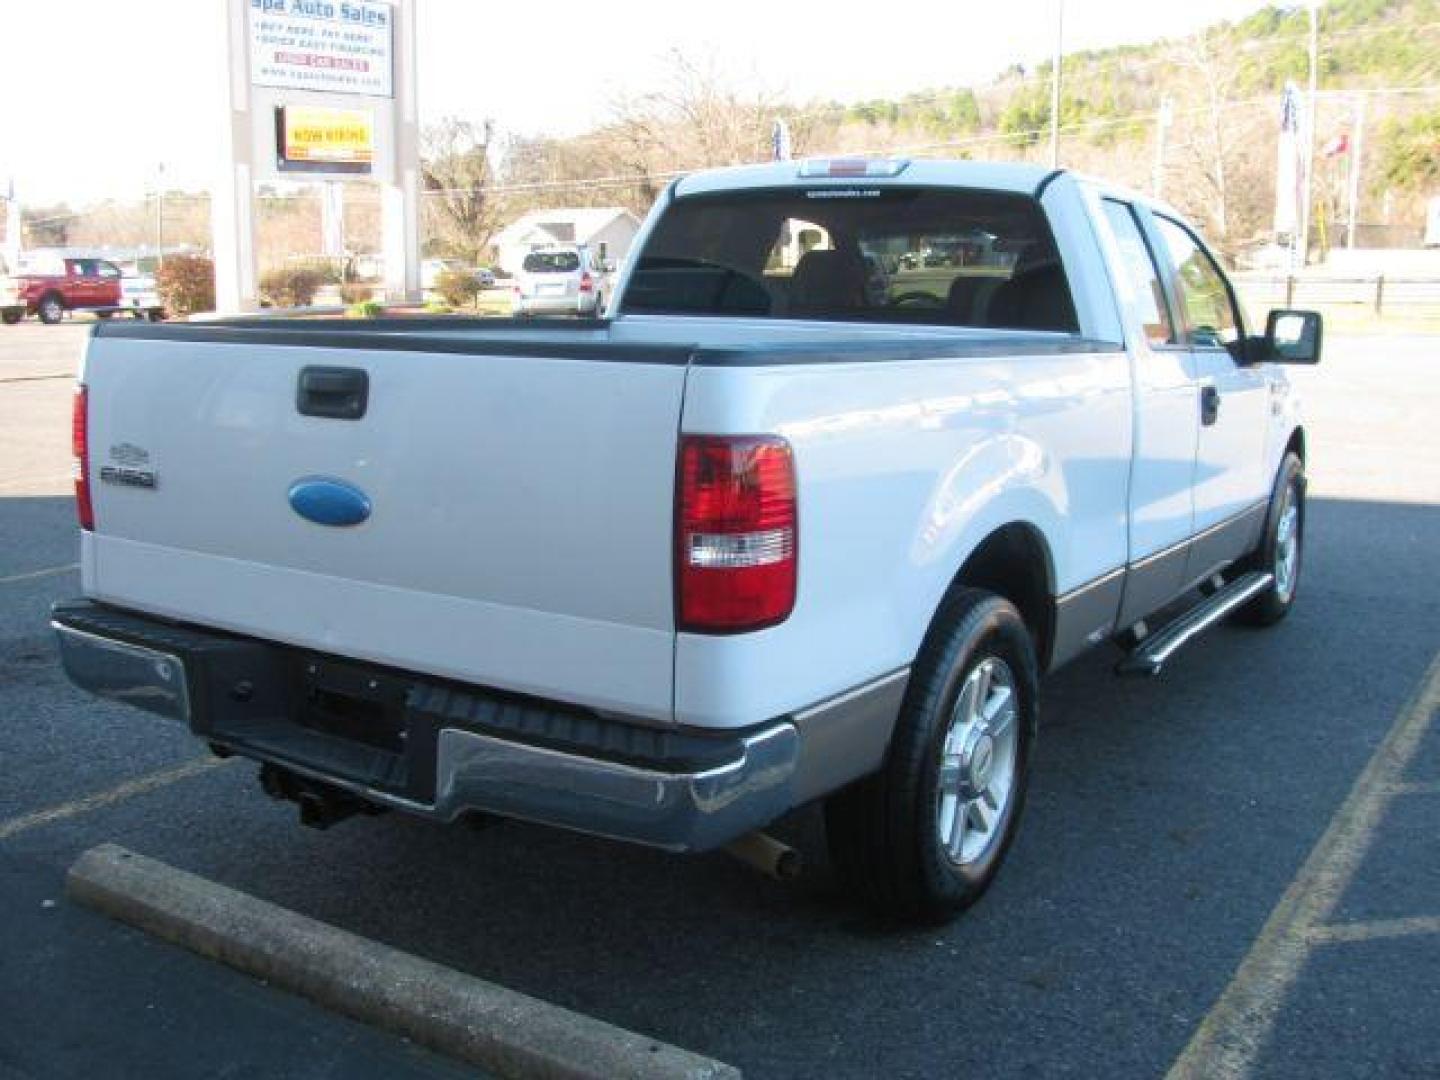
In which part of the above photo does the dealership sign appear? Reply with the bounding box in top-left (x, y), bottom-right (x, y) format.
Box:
top-left (275, 105), bottom-right (375, 173)
top-left (250, 0), bottom-right (394, 98)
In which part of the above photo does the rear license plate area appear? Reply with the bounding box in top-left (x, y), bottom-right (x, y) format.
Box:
top-left (294, 657), bottom-right (407, 753)
top-left (205, 651), bottom-right (437, 803)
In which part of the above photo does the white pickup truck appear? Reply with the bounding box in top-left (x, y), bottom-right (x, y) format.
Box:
top-left (54, 159), bottom-right (1321, 922)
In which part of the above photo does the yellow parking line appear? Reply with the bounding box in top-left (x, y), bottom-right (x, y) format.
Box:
top-left (1166, 652), bottom-right (1440, 1080)
top-left (0, 373), bottom-right (72, 384)
top-left (1382, 780), bottom-right (1440, 796)
top-left (0, 474), bottom-right (72, 493)
top-left (0, 563), bottom-right (79, 587)
top-left (0, 757), bottom-right (233, 842)
top-left (1307, 916), bottom-right (1440, 945)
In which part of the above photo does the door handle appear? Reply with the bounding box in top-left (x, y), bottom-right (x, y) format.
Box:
top-left (1200, 384), bottom-right (1221, 426)
top-left (297, 366), bottom-right (369, 420)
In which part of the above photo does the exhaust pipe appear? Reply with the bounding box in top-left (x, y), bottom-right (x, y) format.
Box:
top-left (724, 831), bottom-right (802, 881)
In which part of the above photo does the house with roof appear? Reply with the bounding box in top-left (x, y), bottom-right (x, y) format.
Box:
top-left (491, 207), bottom-right (643, 276)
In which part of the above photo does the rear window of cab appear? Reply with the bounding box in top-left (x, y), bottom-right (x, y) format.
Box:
top-left (623, 186), bottom-right (1077, 332)
top-left (523, 252), bottom-right (581, 273)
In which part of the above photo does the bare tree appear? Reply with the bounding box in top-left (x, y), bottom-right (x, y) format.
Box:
top-left (421, 118), bottom-right (504, 264)
top-left (605, 50), bottom-right (780, 178)
top-left (1165, 29), bottom-right (1270, 257)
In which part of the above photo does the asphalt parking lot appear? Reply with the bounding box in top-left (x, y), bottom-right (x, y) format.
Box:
top-left (1, 321), bottom-right (1436, 1079)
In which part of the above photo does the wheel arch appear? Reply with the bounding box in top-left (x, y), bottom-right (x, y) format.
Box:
top-left (1284, 425), bottom-right (1306, 464)
top-left (937, 522), bottom-right (1056, 671)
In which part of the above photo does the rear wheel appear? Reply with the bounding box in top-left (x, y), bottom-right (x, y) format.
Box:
top-left (1, 310), bottom-right (21, 325)
top-left (826, 589), bottom-right (1038, 923)
top-left (1232, 452), bottom-right (1305, 627)
top-left (37, 293), bottom-right (65, 324)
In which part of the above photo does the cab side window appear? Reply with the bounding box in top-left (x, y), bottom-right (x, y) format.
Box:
top-left (1155, 216), bottom-right (1240, 348)
top-left (1101, 200), bottom-right (1174, 348)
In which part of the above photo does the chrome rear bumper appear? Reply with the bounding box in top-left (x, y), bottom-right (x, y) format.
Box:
top-left (55, 622), bottom-right (191, 722)
top-left (51, 604), bottom-right (803, 852)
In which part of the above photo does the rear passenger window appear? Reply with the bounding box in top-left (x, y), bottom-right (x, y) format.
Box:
top-left (1101, 200), bottom-right (1174, 347)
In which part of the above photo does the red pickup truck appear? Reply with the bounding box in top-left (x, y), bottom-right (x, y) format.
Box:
top-left (1, 256), bottom-right (160, 324)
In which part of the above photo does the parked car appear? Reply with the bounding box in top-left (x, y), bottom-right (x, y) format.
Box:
top-left (1, 255), bottom-right (162, 324)
top-left (511, 245), bottom-right (608, 317)
top-left (120, 274), bottom-right (165, 321)
top-left (421, 259), bottom-right (495, 297)
top-left (420, 258), bottom-right (467, 291)
top-left (54, 158), bottom-right (1321, 923)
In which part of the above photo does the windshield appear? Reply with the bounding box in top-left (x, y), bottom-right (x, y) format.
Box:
top-left (622, 186), bottom-right (1075, 331)
top-left (523, 251), bottom-right (581, 273)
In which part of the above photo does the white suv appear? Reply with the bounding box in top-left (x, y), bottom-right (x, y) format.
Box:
top-left (512, 245), bottom-right (608, 317)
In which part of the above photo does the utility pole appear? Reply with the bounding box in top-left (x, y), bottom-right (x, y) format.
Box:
top-left (1152, 96), bottom-right (1174, 199)
top-left (154, 163), bottom-right (165, 269)
top-left (1050, 0), bottom-right (1065, 168)
top-left (1298, 0), bottom-right (1321, 265)
top-left (1346, 93), bottom-right (1366, 249)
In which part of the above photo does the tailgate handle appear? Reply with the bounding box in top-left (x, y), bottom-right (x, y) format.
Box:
top-left (297, 366), bottom-right (368, 420)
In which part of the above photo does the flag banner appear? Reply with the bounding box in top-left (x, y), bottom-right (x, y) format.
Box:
top-left (1273, 82), bottom-right (1304, 239)
top-left (772, 120), bottom-right (792, 162)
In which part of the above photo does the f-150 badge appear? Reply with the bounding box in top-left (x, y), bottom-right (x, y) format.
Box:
top-left (101, 443), bottom-right (157, 489)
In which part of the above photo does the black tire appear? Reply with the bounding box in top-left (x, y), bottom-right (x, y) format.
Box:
top-left (146, 309), bottom-right (165, 323)
top-left (95, 310), bottom-right (113, 320)
top-left (1231, 452), bottom-right (1305, 627)
top-left (1, 310), bottom-right (21, 325)
top-left (826, 589), bottom-right (1039, 924)
top-left (37, 293), bottom-right (65, 324)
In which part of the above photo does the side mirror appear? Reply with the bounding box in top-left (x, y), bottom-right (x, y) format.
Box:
top-left (1262, 309), bottom-right (1323, 365)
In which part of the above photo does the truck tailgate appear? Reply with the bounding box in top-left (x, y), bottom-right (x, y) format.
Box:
top-left (79, 325), bottom-right (688, 722)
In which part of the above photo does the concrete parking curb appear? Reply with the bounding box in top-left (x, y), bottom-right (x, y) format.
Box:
top-left (66, 844), bottom-right (741, 1080)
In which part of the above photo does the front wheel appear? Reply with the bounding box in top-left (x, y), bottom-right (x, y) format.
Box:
top-left (37, 294), bottom-right (65, 324)
top-left (826, 589), bottom-right (1038, 923)
top-left (1232, 452), bottom-right (1305, 627)
top-left (0, 310), bottom-right (21, 325)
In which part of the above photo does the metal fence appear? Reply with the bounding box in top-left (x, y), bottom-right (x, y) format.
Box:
top-left (1234, 274), bottom-right (1440, 318)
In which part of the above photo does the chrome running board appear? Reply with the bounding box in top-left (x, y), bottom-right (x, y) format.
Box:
top-left (1116, 571), bottom-right (1275, 677)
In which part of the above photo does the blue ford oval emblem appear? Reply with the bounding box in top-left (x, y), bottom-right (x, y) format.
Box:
top-left (288, 477), bottom-right (372, 527)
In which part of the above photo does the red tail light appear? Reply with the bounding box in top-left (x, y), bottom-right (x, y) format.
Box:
top-left (677, 436), bottom-right (797, 633)
top-left (72, 385), bottom-right (94, 531)
top-left (578, 272), bottom-right (594, 293)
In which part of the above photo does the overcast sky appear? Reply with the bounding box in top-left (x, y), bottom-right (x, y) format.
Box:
top-left (0, 0), bottom-right (1274, 204)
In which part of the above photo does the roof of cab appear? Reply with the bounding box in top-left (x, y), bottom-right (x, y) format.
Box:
top-left (672, 158), bottom-right (1060, 199)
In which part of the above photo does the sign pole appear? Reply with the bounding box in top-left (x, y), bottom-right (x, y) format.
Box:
top-left (383, 0), bottom-right (420, 303)
top-left (214, 0), bottom-right (259, 314)
top-left (3, 178), bottom-right (20, 271)
top-left (1345, 93), bottom-right (1366, 250)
